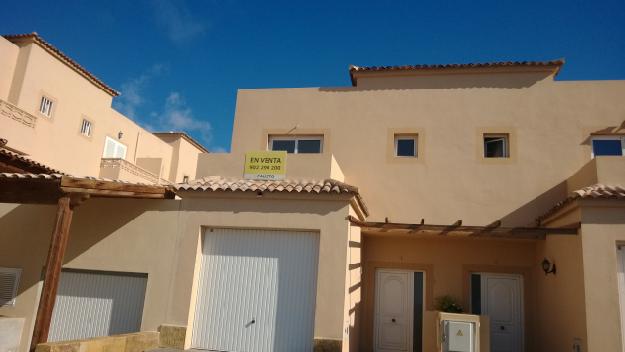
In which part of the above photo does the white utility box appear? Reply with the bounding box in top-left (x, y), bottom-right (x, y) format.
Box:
top-left (437, 312), bottom-right (485, 352)
top-left (443, 320), bottom-right (475, 352)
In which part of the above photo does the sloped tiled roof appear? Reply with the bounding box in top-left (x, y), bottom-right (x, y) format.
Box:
top-left (537, 184), bottom-right (625, 224)
top-left (349, 59), bottom-right (565, 86)
top-left (0, 172), bottom-right (63, 180)
top-left (175, 176), bottom-right (369, 216)
top-left (2, 33), bottom-right (119, 96)
top-left (0, 148), bottom-right (65, 174)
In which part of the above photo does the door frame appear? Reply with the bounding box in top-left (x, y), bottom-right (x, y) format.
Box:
top-left (475, 272), bottom-right (524, 352)
top-left (373, 268), bottom-right (426, 352)
top-left (616, 245), bottom-right (625, 351)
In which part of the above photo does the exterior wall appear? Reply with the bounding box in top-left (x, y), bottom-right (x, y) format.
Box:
top-left (0, 37), bottom-right (19, 100)
top-left (229, 73), bottom-right (625, 225)
top-left (342, 207), bottom-right (362, 352)
top-left (578, 202), bottom-right (625, 352)
top-left (155, 134), bottom-right (201, 182)
top-left (534, 207), bottom-right (587, 352)
top-left (361, 235), bottom-right (538, 351)
top-left (0, 193), bottom-right (354, 352)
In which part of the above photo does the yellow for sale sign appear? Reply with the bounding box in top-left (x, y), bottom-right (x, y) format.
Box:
top-left (243, 151), bottom-right (287, 180)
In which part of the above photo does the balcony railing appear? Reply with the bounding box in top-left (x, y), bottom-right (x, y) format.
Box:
top-left (0, 98), bottom-right (37, 128)
top-left (100, 158), bottom-right (160, 184)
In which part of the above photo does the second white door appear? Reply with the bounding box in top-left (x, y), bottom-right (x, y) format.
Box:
top-left (480, 273), bottom-right (523, 352)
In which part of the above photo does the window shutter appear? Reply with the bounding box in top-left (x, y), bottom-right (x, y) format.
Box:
top-left (0, 267), bottom-right (21, 307)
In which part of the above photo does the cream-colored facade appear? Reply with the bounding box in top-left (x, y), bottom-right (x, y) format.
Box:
top-left (1, 45), bottom-right (625, 352)
top-left (0, 33), bottom-right (206, 183)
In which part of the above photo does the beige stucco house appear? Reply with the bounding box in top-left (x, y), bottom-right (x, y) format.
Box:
top-left (1, 32), bottom-right (625, 352)
top-left (0, 33), bottom-right (207, 184)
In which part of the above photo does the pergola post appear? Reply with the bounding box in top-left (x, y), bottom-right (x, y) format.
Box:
top-left (30, 196), bottom-right (74, 351)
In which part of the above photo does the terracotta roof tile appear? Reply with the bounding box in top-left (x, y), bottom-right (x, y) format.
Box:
top-left (0, 172), bottom-right (63, 180)
top-left (3, 33), bottom-right (119, 96)
top-left (537, 184), bottom-right (625, 224)
top-left (175, 176), bottom-right (369, 216)
top-left (349, 59), bottom-right (565, 86)
top-left (0, 148), bottom-right (65, 174)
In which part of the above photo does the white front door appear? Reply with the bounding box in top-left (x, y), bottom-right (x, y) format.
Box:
top-left (374, 269), bottom-right (414, 352)
top-left (191, 228), bottom-right (319, 352)
top-left (616, 246), bottom-right (625, 351)
top-left (481, 273), bottom-right (523, 352)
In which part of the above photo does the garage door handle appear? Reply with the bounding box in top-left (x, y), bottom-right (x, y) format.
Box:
top-left (391, 318), bottom-right (396, 323)
top-left (500, 325), bottom-right (505, 330)
top-left (251, 318), bottom-right (256, 324)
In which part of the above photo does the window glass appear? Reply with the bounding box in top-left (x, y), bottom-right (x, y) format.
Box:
top-left (484, 135), bottom-right (509, 158)
top-left (103, 137), bottom-right (127, 159)
top-left (396, 138), bottom-right (416, 157)
top-left (298, 139), bottom-right (322, 153)
top-left (39, 96), bottom-right (53, 117)
top-left (271, 140), bottom-right (296, 153)
top-left (592, 139), bottom-right (623, 156)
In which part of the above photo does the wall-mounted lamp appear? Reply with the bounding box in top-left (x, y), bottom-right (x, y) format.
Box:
top-left (542, 258), bottom-right (557, 275)
top-left (118, 131), bottom-right (124, 139)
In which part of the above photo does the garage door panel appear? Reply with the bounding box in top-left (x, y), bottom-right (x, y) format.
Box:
top-left (49, 270), bottom-right (147, 342)
top-left (192, 228), bottom-right (319, 352)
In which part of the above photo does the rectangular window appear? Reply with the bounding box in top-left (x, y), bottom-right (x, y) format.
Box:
top-left (592, 136), bottom-right (624, 157)
top-left (80, 119), bottom-right (92, 137)
top-left (0, 267), bottom-right (22, 307)
top-left (269, 135), bottom-right (323, 154)
top-left (394, 134), bottom-right (417, 157)
top-left (103, 136), bottom-right (127, 159)
top-left (484, 133), bottom-right (510, 158)
top-left (39, 96), bottom-right (54, 117)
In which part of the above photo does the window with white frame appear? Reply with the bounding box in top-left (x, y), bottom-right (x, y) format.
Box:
top-left (103, 136), bottom-right (127, 159)
top-left (269, 135), bottom-right (323, 154)
top-left (80, 119), bottom-right (92, 137)
top-left (394, 134), bottom-right (418, 157)
top-left (0, 267), bottom-right (22, 307)
top-left (39, 96), bottom-right (54, 117)
top-left (483, 133), bottom-right (510, 158)
top-left (591, 135), bottom-right (624, 157)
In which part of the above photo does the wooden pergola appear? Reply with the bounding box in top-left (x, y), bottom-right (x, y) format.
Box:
top-left (347, 215), bottom-right (579, 240)
top-left (0, 173), bottom-right (175, 350)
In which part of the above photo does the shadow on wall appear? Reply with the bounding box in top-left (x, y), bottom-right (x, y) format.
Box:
top-left (0, 199), bottom-right (169, 301)
top-left (498, 180), bottom-right (570, 227)
top-left (319, 71), bottom-right (552, 92)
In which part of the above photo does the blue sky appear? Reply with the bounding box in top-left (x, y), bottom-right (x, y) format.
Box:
top-left (2, 0), bottom-right (624, 151)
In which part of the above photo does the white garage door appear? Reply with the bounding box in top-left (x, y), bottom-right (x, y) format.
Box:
top-left (48, 270), bottom-right (147, 342)
top-left (192, 228), bottom-right (319, 352)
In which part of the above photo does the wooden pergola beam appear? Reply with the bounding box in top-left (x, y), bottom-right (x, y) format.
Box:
top-left (30, 196), bottom-right (74, 351)
top-left (346, 215), bottom-right (579, 238)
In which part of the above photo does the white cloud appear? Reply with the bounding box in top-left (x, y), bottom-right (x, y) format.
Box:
top-left (153, 0), bottom-right (206, 44)
top-left (113, 64), bottom-right (165, 119)
top-left (158, 92), bottom-right (213, 145)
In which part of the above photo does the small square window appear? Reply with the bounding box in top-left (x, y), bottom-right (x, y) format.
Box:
top-left (182, 175), bottom-right (190, 183)
top-left (484, 134), bottom-right (509, 158)
top-left (39, 96), bottom-right (54, 117)
top-left (80, 119), bottom-right (92, 137)
top-left (394, 135), bottom-right (417, 157)
top-left (592, 137), bottom-right (623, 157)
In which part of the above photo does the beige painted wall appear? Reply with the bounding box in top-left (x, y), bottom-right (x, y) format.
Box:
top-left (578, 202), bottom-right (625, 352)
top-left (227, 72), bottom-right (625, 226)
top-left (361, 234), bottom-right (538, 351)
top-left (155, 134), bottom-right (201, 182)
top-left (0, 192), bottom-right (355, 352)
top-left (0, 37), bottom-right (19, 100)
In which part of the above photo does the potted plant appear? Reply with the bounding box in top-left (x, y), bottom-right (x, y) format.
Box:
top-left (435, 295), bottom-right (464, 313)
